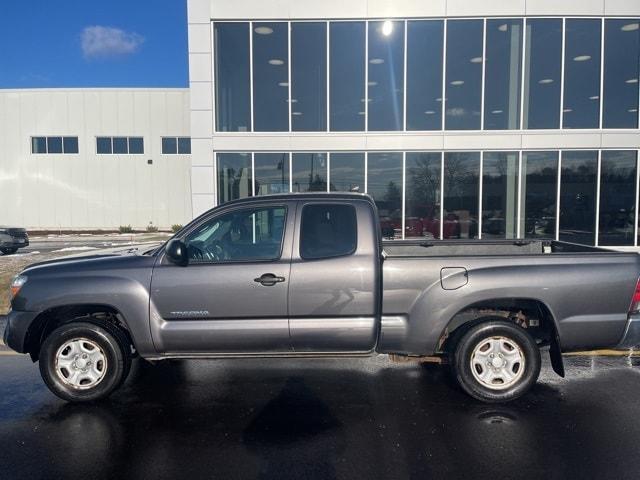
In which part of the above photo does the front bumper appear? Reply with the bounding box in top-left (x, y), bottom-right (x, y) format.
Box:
top-left (2, 310), bottom-right (38, 353)
top-left (618, 314), bottom-right (640, 349)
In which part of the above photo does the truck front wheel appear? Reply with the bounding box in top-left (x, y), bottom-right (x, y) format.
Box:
top-left (39, 322), bottom-right (131, 402)
top-left (452, 320), bottom-right (541, 403)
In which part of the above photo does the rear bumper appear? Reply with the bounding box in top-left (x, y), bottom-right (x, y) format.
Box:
top-left (618, 314), bottom-right (640, 349)
top-left (3, 310), bottom-right (38, 353)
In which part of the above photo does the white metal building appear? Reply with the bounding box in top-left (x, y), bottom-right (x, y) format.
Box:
top-left (187, 0), bottom-right (640, 249)
top-left (0, 88), bottom-right (192, 230)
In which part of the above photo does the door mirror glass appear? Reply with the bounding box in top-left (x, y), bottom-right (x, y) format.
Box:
top-left (165, 239), bottom-right (188, 266)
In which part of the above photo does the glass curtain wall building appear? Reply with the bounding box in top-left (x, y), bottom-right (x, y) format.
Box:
top-left (189, 2), bottom-right (640, 249)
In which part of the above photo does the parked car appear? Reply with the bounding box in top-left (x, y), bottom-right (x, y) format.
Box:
top-left (0, 227), bottom-right (29, 254)
top-left (4, 193), bottom-right (640, 403)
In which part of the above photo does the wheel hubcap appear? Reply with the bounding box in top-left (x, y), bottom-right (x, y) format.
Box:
top-left (470, 336), bottom-right (525, 390)
top-left (54, 338), bottom-right (107, 390)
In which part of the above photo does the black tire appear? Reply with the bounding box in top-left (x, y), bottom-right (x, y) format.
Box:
top-left (1, 247), bottom-right (18, 255)
top-left (39, 321), bottom-right (131, 402)
top-left (452, 320), bottom-right (541, 403)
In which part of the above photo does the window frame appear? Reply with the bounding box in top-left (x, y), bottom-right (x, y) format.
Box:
top-left (299, 202), bottom-right (359, 260)
top-left (178, 203), bottom-right (289, 265)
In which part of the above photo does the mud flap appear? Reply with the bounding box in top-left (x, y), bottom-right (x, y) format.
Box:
top-left (549, 332), bottom-right (565, 378)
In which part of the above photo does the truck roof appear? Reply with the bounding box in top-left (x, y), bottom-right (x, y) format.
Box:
top-left (220, 192), bottom-right (375, 207)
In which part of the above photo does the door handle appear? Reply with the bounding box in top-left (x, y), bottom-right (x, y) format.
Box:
top-left (254, 273), bottom-right (286, 286)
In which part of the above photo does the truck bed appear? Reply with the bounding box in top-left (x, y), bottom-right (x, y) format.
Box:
top-left (383, 240), bottom-right (610, 257)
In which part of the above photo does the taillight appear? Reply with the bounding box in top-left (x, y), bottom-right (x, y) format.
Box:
top-left (630, 277), bottom-right (640, 314)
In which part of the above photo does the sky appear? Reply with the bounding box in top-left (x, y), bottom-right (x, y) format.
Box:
top-left (0, 0), bottom-right (189, 88)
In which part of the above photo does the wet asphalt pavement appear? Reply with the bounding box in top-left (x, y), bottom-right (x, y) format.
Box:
top-left (1, 351), bottom-right (640, 480)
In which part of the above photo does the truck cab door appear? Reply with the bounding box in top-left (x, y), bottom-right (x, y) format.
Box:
top-left (287, 200), bottom-right (380, 352)
top-left (149, 202), bottom-right (295, 354)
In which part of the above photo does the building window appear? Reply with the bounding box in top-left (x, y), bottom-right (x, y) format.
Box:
top-left (445, 20), bottom-right (483, 130)
top-left (563, 19), bottom-right (601, 129)
top-left (368, 20), bottom-right (404, 131)
top-left (443, 152), bottom-right (480, 238)
top-left (406, 20), bottom-right (444, 131)
top-left (254, 153), bottom-right (290, 195)
top-left (482, 152), bottom-right (519, 239)
top-left (162, 137), bottom-right (191, 154)
top-left (368, 152), bottom-right (403, 239)
top-left (599, 150), bottom-right (637, 246)
top-left (405, 152), bottom-right (442, 239)
top-left (292, 153), bottom-right (327, 192)
top-left (96, 136), bottom-right (144, 155)
top-left (214, 22), bottom-right (251, 132)
top-left (329, 152), bottom-right (365, 193)
top-left (217, 153), bottom-right (252, 204)
top-left (253, 22), bottom-right (288, 132)
top-left (521, 151), bottom-right (558, 239)
top-left (559, 151), bottom-right (598, 245)
top-left (523, 19), bottom-right (563, 129)
top-left (330, 21), bottom-right (366, 131)
top-left (31, 136), bottom-right (79, 154)
top-left (484, 19), bottom-right (523, 130)
top-left (291, 22), bottom-right (327, 131)
top-left (603, 20), bottom-right (640, 129)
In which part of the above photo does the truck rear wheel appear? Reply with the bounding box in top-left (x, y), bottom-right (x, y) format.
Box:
top-left (452, 320), bottom-right (541, 403)
top-left (39, 322), bottom-right (131, 402)
top-left (1, 247), bottom-right (18, 255)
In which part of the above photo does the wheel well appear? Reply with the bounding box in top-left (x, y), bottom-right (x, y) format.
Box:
top-left (438, 298), bottom-right (559, 354)
top-left (24, 304), bottom-right (135, 362)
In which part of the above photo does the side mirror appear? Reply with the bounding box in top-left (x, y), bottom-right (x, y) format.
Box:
top-left (165, 239), bottom-right (188, 266)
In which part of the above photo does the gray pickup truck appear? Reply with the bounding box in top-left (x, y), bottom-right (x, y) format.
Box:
top-left (5, 193), bottom-right (640, 403)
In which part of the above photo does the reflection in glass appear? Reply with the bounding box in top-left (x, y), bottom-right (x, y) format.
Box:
top-left (603, 20), bottom-right (640, 128)
top-left (484, 20), bottom-right (522, 130)
top-left (368, 153), bottom-right (403, 239)
top-left (443, 152), bottom-right (480, 238)
top-left (482, 152), bottom-right (519, 238)
top-left (253, 22), bottom-right (288, 131)
top-left (292, 22), bottom-right (327, 131)
top-left (368, 21), bottom-right (404, 131)
top-left (445, 20), bottom-right (483, 130)
top-left (254, 153), bottom-right (290, 195)
top-left (520, 151), bottom-right (558, 239)
top-left (563, 20), bottom-right (601, 129)
top-left (559, 151), bottom-right (597, 245)
top-left (406, 21), bottom-right (444, 130)
top-left (405, 153), bottom-right (442, 239)
top-left (523, 19), bottom-right (562, 129)
top-left (329, 153), bottom-right (365, 192)
top-left (599, 151), bottom-right (637, 246)
top-left (292, 153), bottom-right (327, 192)
top-left (214, 23), bottom-right (251, 132)
top-left (217, 153), bottom-right (252, 204)
top-left (330, 22), bottom-right (365, 131)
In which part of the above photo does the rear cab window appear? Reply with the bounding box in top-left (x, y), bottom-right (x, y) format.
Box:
top-left (300, 204), bottom-right (358, 260)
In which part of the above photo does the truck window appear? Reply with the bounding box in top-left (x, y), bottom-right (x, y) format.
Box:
top-left (300, 204), bottom-right (357, 260)
top-left (185, 206), bottom-right (286, 263)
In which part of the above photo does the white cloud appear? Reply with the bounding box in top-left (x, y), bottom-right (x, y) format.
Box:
top-left (81, 26), bottom-right (144, 59)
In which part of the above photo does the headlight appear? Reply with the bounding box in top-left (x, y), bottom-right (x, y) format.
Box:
top-left (10, 275), bottom-right (27, 300)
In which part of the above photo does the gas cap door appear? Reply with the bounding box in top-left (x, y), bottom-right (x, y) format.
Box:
top-left (440, 267), bottom-right (468, 290)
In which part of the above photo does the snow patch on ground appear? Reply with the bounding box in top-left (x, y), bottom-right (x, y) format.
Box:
top-left (52, 246), bottom-right (99, 253)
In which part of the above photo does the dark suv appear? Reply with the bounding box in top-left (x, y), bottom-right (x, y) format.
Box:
top-left (0, 227), bottom-right (29, 254)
